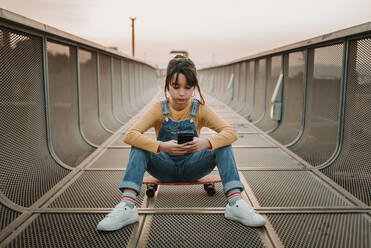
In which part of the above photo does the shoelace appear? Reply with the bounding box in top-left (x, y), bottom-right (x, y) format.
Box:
top-left (235, 203), bottom-right (256, 214)
top-left (106, 203), bottom-right (128, 217)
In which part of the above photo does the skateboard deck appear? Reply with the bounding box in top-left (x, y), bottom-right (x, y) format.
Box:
top-left (143, 174), bottom-right (221, 185)
top-left (143, 174), bottom-right (222, 197)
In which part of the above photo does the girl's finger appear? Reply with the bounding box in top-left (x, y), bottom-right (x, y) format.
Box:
top-left (178, 143), bottom-right (189, 148)
top-left (185, 144), bottom-right (197, 150)
top-left (187, 140), bottom-right (198, 145)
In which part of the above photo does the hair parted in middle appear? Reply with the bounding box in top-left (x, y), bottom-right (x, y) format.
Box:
top-left (164, 55), bottom-right (205, 105)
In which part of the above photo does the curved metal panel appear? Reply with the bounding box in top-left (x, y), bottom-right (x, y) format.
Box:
top-left (98, 54), bottom-right (122, 131)
top-left (0, 203), bottom-right (21, 233)
top-left (240, 61), bottom-right (255, 116)
top-left (47, 41), bottom-right (94, 166)
top-left (291, 44), bottom-right (343, 166)
top-left (112, 58), bottom-right (128, 123)
top-left (270, 51), bottom-right (305, 145)
top-left (256, 55), bottom-right (281, 131)
top-left (249, 58), bottom-right (267, 122)
top-left (0, 27), bottom-right (68, 207)
top-left (322, 38), bottom-right (371, 205)
top-left (78, 48), bottom-right (111, 145)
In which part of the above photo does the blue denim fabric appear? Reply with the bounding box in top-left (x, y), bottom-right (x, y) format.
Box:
top-left (119, 99), bottom-right (244, 195)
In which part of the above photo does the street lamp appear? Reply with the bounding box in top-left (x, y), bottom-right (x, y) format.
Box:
top-left (129, 17), bottom-right (136, 57)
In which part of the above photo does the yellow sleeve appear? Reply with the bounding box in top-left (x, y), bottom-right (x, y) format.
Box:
top-left (123, 101), bottom-right (162, 153)
top-left (199, 104), bottom-right (238, 150)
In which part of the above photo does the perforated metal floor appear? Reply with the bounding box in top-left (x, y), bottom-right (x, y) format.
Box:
top-left (1, 95), bottom-right (370, 247)
top-left (139, 214), bottom-right (266, 248)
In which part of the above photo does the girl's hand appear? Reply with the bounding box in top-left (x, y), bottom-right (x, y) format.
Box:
top-left (158, 140), bottom-right (190, 155)
top-left (184, 137), bottom-right (212, 153)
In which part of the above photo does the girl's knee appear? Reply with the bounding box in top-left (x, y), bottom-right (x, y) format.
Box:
top-left (215, 144), bottom-right (233, 153)
top-left (129, 146), bottom-right (150, 160)
top-left (131, 146), bottom-right (148, 155)
top-left (214, 145), bottom-right (235, 160)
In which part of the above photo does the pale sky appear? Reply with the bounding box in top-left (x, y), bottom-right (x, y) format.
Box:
top-left (1, 0), bottom-right (370, 68)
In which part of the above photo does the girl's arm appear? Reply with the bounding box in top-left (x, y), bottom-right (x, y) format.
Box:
top-left (124, 102), bottom-right (162, 153)
top-left (200, 104), bottom-right (238, 150)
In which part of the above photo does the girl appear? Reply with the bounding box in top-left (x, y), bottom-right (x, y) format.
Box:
top-left (97, 55), bottom-right (266, 231)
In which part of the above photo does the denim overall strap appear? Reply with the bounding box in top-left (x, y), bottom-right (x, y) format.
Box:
top-left (161, 99), bottom-right (199, 117)
top-left (160, 100), bottom-right (170, 115)
top-left (189, 99), bottom-right (200, 117)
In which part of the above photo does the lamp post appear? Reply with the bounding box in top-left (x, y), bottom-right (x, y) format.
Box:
top-left (129, 17), bottom-right (136, 57)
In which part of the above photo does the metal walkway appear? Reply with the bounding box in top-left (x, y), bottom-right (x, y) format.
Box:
top-left (0, 9), bottom-right (370, 248)
top-left (1, 93), bottom-right (369, 248)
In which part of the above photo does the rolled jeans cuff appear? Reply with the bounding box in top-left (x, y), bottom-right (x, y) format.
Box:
top-left (119, 181), bottom-right (142, 194)
top-left (223, 180), bottom-right (244, 196)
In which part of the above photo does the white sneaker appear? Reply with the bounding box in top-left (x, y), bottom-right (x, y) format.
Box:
top-left (225, 199), bottom-right (266, 227)
top-left (97, 202), bottom-right (139, 231)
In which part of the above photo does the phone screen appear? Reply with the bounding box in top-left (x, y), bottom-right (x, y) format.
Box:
top-left (178, 133), bottom-right (194, 144)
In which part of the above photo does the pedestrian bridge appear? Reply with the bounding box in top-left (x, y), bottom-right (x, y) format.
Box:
top-left (0, 9), bottom-right (370, 248)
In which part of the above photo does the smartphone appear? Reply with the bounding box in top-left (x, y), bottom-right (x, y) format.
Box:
top-left (178, 132), bottom-right (194, 144)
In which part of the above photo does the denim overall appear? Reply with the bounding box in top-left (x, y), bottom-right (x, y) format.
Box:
top-left (119, 99), bottom-right (244, 195)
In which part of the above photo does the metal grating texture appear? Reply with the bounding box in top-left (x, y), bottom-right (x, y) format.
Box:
top-left (112, 58), bottom-right (128, 123)
top-left (128, 62), bottom-right (140, 113)
top-left (268, 213), bottom-right (370, 248)
top-left (79, 48), bottom-right (111, 145)
top-left (142, 214), bottom-right (266, 248)
top-left (270, 51), bottom-right (305, 145)
top-left (242, 171), bottom-right (351, 207)
top-left (241, 61), bottom-right (255, 116)
top-left (0, 27), bottom-right (69, 207)
top-left (0, 203), bottom-right (20, 232)
top-left (234, 148), bottom-right (301, 168)
top-left (230, 63), bottom-right (240, 108)
top-left (233, 134), bottom-right (274, 147)
top-left (322, 38), bottom-right (371, 205)
top-left (230, 123), bottom-right (257, 132)
top-left (221, 66), bottom-right (230, 102)
top-left (153, 172), bottom-right (226, 208)
top-left (256, 55), bottom-right (281, 131)
top-left (249, 58), bottom-right (266, 122)
top-left (233, 133), bottom-right (275, 146)
top-left (47, 41), bottom-right (94, 166)
top-left (89, 148), bottom-right (130, 168)
top-left (121, 60), bottom-right (134, 116)
top-left (49, 171), bottom-right (145, 208)
top-left (98, 54), bottom-right (121, 131)
top-left (133, 63), bottom-right (142, 106)
top-left (290, 44), bottom-right (343, 166)
top-left (236, 61), bottom-right (247, 113)
top-left (6, 213), bottom-right (136, 248)
top-left (219, 111), bottom-right (245, 119)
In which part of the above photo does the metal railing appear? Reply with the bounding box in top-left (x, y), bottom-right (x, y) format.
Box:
top-left (0, 8), bottom-right (158, 235)
top-left (199, 22), bottom-right (371, 206)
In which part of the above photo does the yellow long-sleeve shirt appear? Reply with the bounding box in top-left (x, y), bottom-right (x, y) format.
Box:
top-left (124, 99), bottom-right (238, 153)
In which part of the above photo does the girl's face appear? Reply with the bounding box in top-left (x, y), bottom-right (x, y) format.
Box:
top-left (168, 73), bottom-right (194, 110)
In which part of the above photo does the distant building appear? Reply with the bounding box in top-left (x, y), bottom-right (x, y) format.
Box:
top-left (170, 50), bottom-right (189, 58)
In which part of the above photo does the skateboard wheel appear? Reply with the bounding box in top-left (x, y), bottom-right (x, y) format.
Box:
top-left (206, 187), bottom-right (216, 196)
top-left (146, 188), bottom-right (155, 198)
top-left (203, 184), bottom-right (211, 191)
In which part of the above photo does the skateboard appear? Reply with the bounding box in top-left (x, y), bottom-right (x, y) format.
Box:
top-left (143, 174), bottom-right (222, 198)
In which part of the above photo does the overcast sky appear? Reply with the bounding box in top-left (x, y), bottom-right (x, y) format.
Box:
top-left (1, 0), bottom-right (370, 67)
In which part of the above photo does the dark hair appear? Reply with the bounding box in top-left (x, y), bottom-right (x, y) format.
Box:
top-left (164, 55), bottom-right (205, 105)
